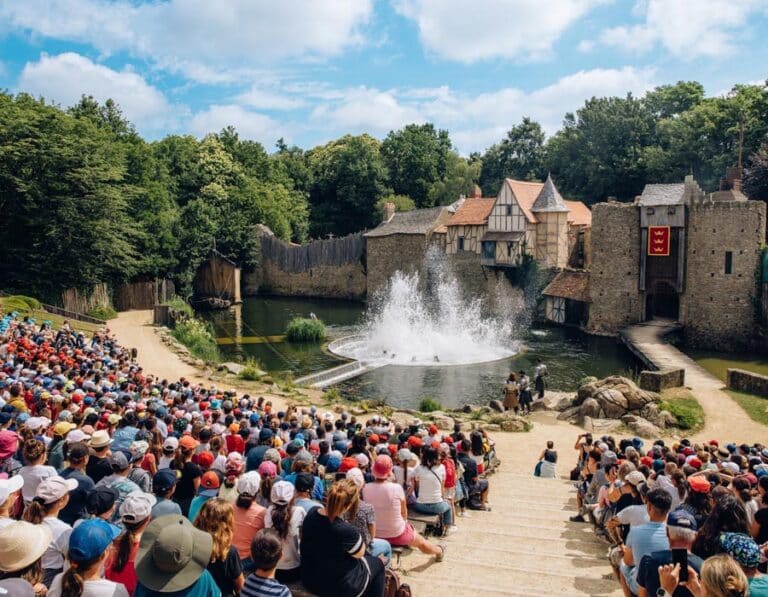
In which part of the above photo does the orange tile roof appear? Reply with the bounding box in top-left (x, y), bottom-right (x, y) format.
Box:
top-left (564, 200), bottom-right (592, 226)
top-left (446, 197), bottom-right (496, 226)
top-left (504, 179), bottom-right (543, 224)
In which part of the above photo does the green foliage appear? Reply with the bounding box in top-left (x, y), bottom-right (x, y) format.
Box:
top-left (1, 295), bottom-right (42, 311)
top-left (480, 117), bottom-right (546, 196)
top-left (238, 358), bottom-right (263, 381)
top-left (469, 409), bottom-right (486, 421)
top-left (376, 194), bottom-right (415, 220)
top-left (744, 144), bottom-right (768, 200)
top-left (308, 134), bottom-right (390, 237)
top-left (322, 387), bottom-right (342, 402)
top-left (418, 397), bottom-right (442, 413)
top-left (86, 305), bottom-right (117, 320)
top-left (428, 151), bottom-right (481, 206)
top-left (285, 317), bottom-right (326, 343)
top-left (381, 123), bottom-right (452, 208)
top-left (660, 390), bottom-right (705, 431)
top-left (726, 390), bottom-right (768, 426)
top-left (171, 318), bottom-right (219, 362)
top-left (163, 296), bottom-right (194, 318)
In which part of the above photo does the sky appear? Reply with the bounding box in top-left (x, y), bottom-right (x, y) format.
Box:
top-left (1, 0), bottom-right (767, 155)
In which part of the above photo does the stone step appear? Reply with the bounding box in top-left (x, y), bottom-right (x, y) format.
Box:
top-left (403, 574), bottom-right (622, 597)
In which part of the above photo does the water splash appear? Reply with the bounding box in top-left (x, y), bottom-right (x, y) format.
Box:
top-left (331, 266), bottom-right (519, 366)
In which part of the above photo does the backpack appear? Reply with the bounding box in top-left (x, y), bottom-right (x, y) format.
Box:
top-left (384, 569), bottom-right (412, 597)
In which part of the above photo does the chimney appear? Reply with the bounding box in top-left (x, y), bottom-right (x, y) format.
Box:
top-left (383, 202), bottom-right (396, 223)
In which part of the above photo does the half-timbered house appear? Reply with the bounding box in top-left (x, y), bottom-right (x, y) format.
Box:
top-left (445, 196), bottom-right (496, 254)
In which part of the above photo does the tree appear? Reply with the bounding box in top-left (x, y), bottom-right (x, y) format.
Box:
top-left (744, 144), bottom-right (768, 200)
top-left (380, 123), bottom-right (452, 208)
top-left (644, 81), bottom-right (705, 118)
top-left (375, 194), bottom-right (415, 221)
top-left (428, 152), bottom-right (481, 205)
top-left (479, 118), bottom-right (546, 196)
top-left (308, 134), bottom-right (390, 237)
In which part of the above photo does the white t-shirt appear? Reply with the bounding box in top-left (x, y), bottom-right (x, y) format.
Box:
top-left (393, 465), bottom-right (415, 494)
top-left (49, 574), bottom-right (129, 597)
top-left (412, 464), bottom-right (445, 504)
top-left (158, 455), bottom-right (173, 469)
top-left (264, 506), bottom-right (305, 570)
top-left (42, 517), bottom-right (72, 570)
top-left (18, 465), bottom-right (58, 503)
top-left (616, 505), bottom-right (649, 527)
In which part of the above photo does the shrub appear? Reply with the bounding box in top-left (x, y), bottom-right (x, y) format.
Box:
top-left (163, 296), bottom-right (194, 318)
top-left (322, 388), bottom-right (342, 402)
top-left (171, 318), bottom-right (219, 363)
top-left (87, 305), bottom-right (117, 320)
top-left (239, 358), bottom-right (263, 381)
top-left (419, 397), bottom-right (442, 413)
top-left (660, 397), bottom-right (704, 431)
top-left (285, 317), bottom-right (326, 343)
top-left (2, 295), bottom-right (42, 312)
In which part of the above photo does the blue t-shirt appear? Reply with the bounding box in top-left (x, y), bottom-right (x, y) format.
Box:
top-left (188, 494), bottom-right (213, 522)
top-left (626, 522), bottom-right (669, 581)
top-left (111, 426), bottom-right (139, 451)
top-left (135, 569), bottom-right (221, 597)
top-left (152, 497), bottom-right (182, 519)
top-left (241, 573), bottom-right (291, 597)
top-left (748, 575), bottom-right (768, 596)
top-left (246, 446), bottom-right (269, 472)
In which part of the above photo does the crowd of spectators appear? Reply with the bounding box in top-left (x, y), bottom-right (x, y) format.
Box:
top-left (0, 313), bottom-right (497, 596)
top-left (568, 430), bottom-right (768, 596)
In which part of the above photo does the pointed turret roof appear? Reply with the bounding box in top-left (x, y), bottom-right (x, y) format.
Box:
top-left (531, 174), bottom-right (569, 213)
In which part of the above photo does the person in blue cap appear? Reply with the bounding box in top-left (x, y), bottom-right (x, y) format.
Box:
top-left (48, 519), bottom-right (125, 597)
top-left (152, 469), bottom-right (182, 518)
top-left (245, 428), bottom-right (273, 473)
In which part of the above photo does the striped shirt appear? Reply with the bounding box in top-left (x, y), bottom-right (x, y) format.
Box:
top-left (241, 574), bottom-right (292, 597)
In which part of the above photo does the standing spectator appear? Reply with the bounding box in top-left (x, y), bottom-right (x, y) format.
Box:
top-left (0, 521), bottom-right (52, 596)
top-left (151, 469), bottom-right (182, 518)
top-left (158, 437), bottom-right (177, 470)
top-left (301, 479), bottom-right (387, 597)
top-left (23, 475), bottom-right (77, 586)
top-left (95, 451), bottom-right (141, 524)
top-left (105, 491), bottom-right (156, 596)
top-left (240, 529), bottom-right (291, 597)
top-left (502, 373), bottom-right (519, 413)
top-left (189, 471), bottom-right (221, 522)
top-left (518, 370), bottom-right (532, 415)
top-left (193, 498), bottom-right (244, 597)
top-left (232, 472), bottom-right (267, 575)
top-left (171, 436), bottom-right (202, 517)
top-left (58, 443), bottom-right (95, 525)
top-left (534, 357), bottom-right (548, 401)
top-left (264, 481), bottom-right (304, 584)
top-left (133, 515), bottom-right (221, 596)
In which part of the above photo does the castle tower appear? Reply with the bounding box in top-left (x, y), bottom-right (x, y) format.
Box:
top-left (531, 174), bottom-right (570, 268)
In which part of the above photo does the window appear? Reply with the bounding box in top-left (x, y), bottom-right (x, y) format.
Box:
top-left (506, 204), bottom-right (513, 216)
top-left (507, 242), bottom-right (513, 258)
top-left (482, 242), bottom-right (495, 260)
top-left (724, 251), bottom-right (733, 275)
top-left (646, 207), bottom-right (655, 215)
top-left (458, 236), bottom-right (465, 251)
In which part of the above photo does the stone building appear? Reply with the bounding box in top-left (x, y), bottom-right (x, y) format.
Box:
top-left (365, 203), bottom-right (456, 296)
top-left (587, 174), bottom-right (766, 350)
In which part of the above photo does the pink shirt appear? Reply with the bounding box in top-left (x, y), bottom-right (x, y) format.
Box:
top-left (362, 481), bottom-right (406, 539)
top-left (232, 501), bottom-right (267, 559)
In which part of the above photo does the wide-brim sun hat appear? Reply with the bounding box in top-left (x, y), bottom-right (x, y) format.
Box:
top-left (135, 515), bottom-right (213, 593)
top-left (0, 521), bottom-right (52, 572)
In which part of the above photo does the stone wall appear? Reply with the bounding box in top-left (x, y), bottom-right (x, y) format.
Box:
top-left (366, 234), bottom-right (428, 298)
top-left (727, 368), bottom-right (768, 397)
top-left (682, 201), bottom-right (766, 351)
top-left (256, 259), bottom-right (366, 300)
top-left (587, 202), bottom-right (643, 334)
top-left (639, 368), bottom-right (685, 392)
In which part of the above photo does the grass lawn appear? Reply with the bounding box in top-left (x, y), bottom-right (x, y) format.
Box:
top-left (0, 296), bottom-right (101, 334)
top-left (689, 350), bottom-right (768, 383)
top-left (659, 387), bottom-right (706, 433)
top-left (726, 390), bottom-right (768, 426)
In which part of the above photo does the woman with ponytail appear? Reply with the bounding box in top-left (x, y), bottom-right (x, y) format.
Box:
top-left (48, 519), bottom-right (125, 597)
top-left (19, 439), bottom-right (57, 505)
top-left (264, 481), bottom-right (304, 584)
top-left (171, 436), bottom-right (201, 517)
top-left (731, 476), bottom-right (758, 526)
top-left (23, 476), bottom-right (77, 587)
top-left (218, 452), bottom-right (244, 504)
top-left (104, 492), bottom-right (156, 596)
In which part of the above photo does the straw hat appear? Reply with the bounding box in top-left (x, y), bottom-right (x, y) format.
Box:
top-left (0, 521), bottom-right (51, 572)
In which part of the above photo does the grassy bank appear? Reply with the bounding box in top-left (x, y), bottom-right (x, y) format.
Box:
top-left (0, 295), bottom-right (101, 334)
top-left (171, 318), bottom-right (220, 362)
top-left (690, 351), bottom-right (768, 382)
top-left (659, 388), bottom-right (705, 433)
top-left (726, 390), bottom-right (768, 426)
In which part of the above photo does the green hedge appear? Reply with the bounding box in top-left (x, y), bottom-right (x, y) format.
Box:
top-left (660, 396), bottom-right (705, 431)
top-left (419, 397), bottom-right (442, 413)
top-left (87, 305), bottom-right (117, 320)
top-left (163, 296), bottom-right (194, 318)
top-left (171, 318), bottom-right (219, 362)
top-left (285, 317), bottom-right (326, 343)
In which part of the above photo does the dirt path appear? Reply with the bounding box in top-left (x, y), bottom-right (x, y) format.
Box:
top-left (623, 321), bottom-right (766, 443)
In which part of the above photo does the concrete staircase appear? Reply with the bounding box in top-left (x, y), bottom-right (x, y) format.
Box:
top-left (397, 431), bottom-right (622, 596)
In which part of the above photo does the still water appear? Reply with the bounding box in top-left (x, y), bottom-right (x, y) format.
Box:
top-left (202, 296), bottom-right (640, 409)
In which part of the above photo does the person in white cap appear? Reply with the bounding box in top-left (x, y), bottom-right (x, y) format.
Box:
top-left (22, 475), bottom-right (78, 587)
top-left (264, 480), bottom-right (304, 584)
top-left (0, 476), bottom-right (24, 530)
top-left (0, 520), bottom-right (52, 596)
top-left (104, 491), bottom-right (157, 595)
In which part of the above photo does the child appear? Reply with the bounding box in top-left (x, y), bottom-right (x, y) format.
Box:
top-left (241, 529), bottom-right (291, 597)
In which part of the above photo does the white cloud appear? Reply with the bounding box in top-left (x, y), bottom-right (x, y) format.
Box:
top-left (393, 0), bottom-right (605, 62)
top-left (601, 0), bottom-right (766, 59)
top-left (0, 0), bottom-right (373, 81)
top-left (18, 52), bottom-right (176, 134)
top-left (577, 39), bottom-right (596, 53)
top-left (189, 105), bottom-right (287, 146)
top-left (235, 86), bottom-right (306, 111)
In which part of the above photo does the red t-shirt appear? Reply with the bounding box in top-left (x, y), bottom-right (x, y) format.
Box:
top-left (443, 458), bottom-right (457, 489)
top-left (105, 541), bottom-right (139, 596)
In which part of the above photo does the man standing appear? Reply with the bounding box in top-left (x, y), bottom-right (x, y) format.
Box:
top-left (518, 370), bottom-right (531, 415)
top-left (534, 358), bottom-right (548, 401)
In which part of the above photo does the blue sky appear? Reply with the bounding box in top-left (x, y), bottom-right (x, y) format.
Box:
top-left (1, 0), bottom-right (767, 154)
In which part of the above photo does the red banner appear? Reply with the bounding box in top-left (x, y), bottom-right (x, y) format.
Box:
top-left (648, 226), bottom-right (670, 256)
